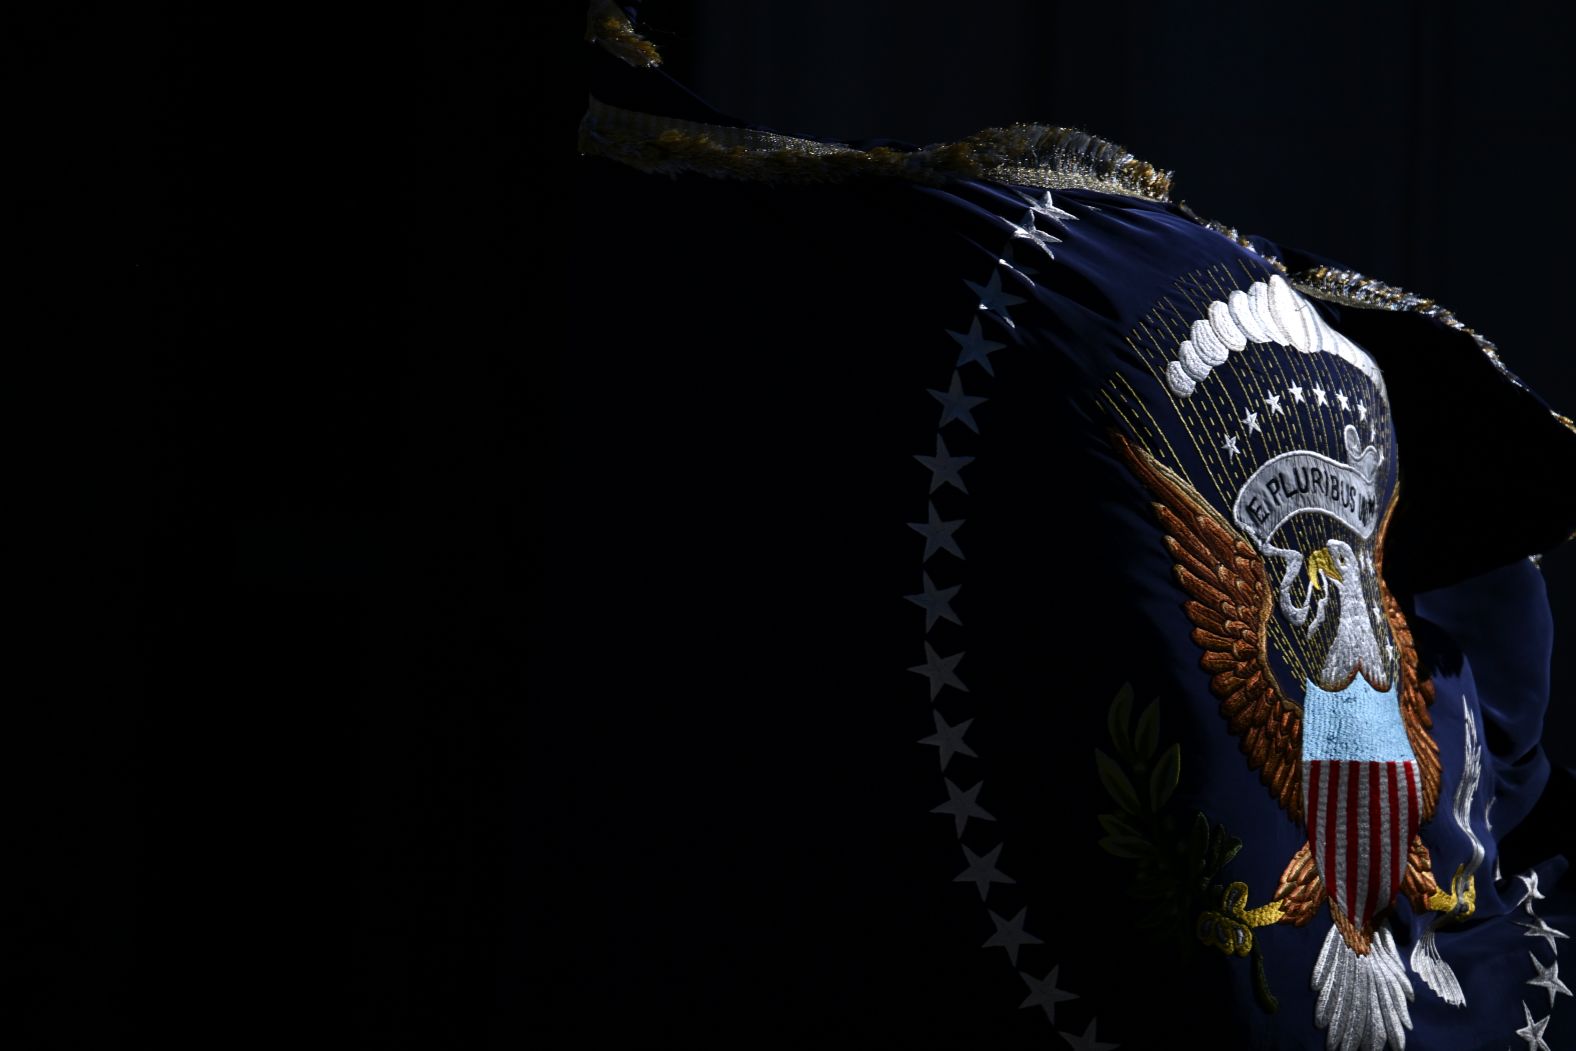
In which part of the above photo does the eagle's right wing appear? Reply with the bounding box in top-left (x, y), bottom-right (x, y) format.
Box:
top-left (1109, 430), bottom-right (1305, 823)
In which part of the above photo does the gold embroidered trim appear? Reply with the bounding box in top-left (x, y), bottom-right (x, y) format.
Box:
top-left (577, 97), bottom-right (1174, 201)
top-left (1174, 203), bottom-right (1289, 276)
top-left (1164, 222), bottom-right (1576, 446)
top-left (1288, 265), bottom-right (1576, 441)
top-left (1173, 206), bottom-right (1562, 439)
top-left (575, 93), bottom-right (1574, 451)
top-left (1174, 204), bottom-right (1520, 397)
top-left (584, 0), bottom-right (662, 68)
top-left (1290, 265), bottom-right (1493, 348)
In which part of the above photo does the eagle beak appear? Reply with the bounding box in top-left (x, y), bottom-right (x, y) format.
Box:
top-left (1306, 548), bottom-right (1343, 589)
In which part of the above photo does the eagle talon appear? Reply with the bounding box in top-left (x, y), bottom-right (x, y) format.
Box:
top-left (1198, 881), bottom-right (1287, 957)
top-left (1424, 864), bottom-right (1476, 919)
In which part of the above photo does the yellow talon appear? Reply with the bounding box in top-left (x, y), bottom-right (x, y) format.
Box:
top-left (1456, 869), bottom-right (1477, 918)
top-left (1426, 865), bottom-right (1477, 919)
top-left (1197, 882), bottom-right (1285, 957)
top-left (1242, 899), bottom-right (1287, 927)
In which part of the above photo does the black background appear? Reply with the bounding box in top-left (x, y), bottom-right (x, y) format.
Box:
top-left (14, 2), bottom-right (1573, 1046)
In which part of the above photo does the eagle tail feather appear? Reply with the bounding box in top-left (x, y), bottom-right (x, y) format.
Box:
top-left (1312, 923), bottom-right (1413, 1050)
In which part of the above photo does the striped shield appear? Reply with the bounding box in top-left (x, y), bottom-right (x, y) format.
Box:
top-left (1303, 759), bottom-right (1420, 931)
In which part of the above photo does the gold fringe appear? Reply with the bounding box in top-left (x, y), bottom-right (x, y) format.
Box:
top-left (1290, 265), bottom-right (1485, 342)
top-left (576, 96), bottom-right (1575, 448)
top-left (1289, 265), bottom-right (1576, 440)
top-left (1175, 202), bottom-right (1289, 276)
top-left (1162, 221), bottom-right (1575, 446)
top-left (577, 96), bottom-right (1173, 201)
top-left (584, 0), bottom-right (662, 68)
top-left (1174, 198), bottom-right (1534, 406)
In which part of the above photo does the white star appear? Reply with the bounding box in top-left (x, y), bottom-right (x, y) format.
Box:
top-left (982, 907), bottom-right (1043, 964)
top-left (1515, 1000), bottom-right (1552, 1051)
top-left (1370, 422), bottom-right (1378, 443)
top-left (1008, 209), bottom-right (1061, 259)
top-left (947, 317), bottom-right (1007, 376)
top-left (964, 270), bottom-right (1027, 329)
top-left (1518, 915), bottom-right (1570, 954)
top-left (1312, 386), bottom-right (1328, 406)
top-left (907, 501), bottom-right (966, 562)
top-left (1222, 434), bottom-right (1240, 457)
top-left (1527, 953), bottom-right (1572, 1008)
top-left (1019, 965), bottom-right (1078, 1023)
top-left (928, 371), bottom-right (989, 434)
top-left (1019, 189), bottom-right (1076, 225)
top-left (1264, 393), bottom-right (1283, 414)
top-left (1357, 399), bottom-right (1368, 420)
top-left (1060, 1018), bottom-right (1120, 1051)
top-left (954, 841), bottom-right (1014, 900)
top-left (1515, 871), bottom-right (1548, 912)
top-left (904, 571), bottom-right (962, 632)
top-left (931, 778), bottom-right (996, 837)
top-left (1335, 390), bottom-right (1351, 411)
top-left (1288, 384), bottom-right (1305, 402)
top-left (1242, 409), bottom-right (1261, 434)
top-left (908, 642), bottom-right (968, 701)
top-left (1371, 601), bottom-right (1385, 624)
top-left (917, 710), bottom-right (977, 770)
top-left (913, 435), bottom-right (975, 494)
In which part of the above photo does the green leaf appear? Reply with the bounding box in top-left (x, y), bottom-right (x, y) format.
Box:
top-left (1095, 748), bottom-right (1141, 814)
top-left (1134, 698), bottom-right (1160, 761)
top-left (1099, 834), bottom-right (1151, 859)
top-left (1149, 742), bottom-right (1181, 811)
top-left (1107, 682), bottom-right (1134, 760)
top-left (1191, 812), bottom-right (1209, 851)
top-left (1098, 812), bottom-right (1146, 841)
top-left (1219, 836), bottom-right (1243, 869)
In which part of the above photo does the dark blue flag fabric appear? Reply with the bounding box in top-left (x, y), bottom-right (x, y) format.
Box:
top-left (560, 13), bottom-right (1576, 1048)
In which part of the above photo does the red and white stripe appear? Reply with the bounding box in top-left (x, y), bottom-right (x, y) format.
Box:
top-left (1302, 759), bottom-right (1419, 929)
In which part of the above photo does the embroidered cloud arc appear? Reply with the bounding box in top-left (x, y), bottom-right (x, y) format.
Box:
top-left (1163, 274), bottom-right (1385, 399)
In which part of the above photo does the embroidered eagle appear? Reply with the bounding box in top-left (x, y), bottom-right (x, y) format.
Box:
top-left (1109, 429), bottom-right (1473, 1051)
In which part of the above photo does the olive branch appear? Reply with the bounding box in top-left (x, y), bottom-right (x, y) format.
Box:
top-left (1094, 682), bottom-right (1278, 1011)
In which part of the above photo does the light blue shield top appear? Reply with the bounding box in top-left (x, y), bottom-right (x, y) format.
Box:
top-left (1300, 676), bottom-right (1416, 763)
